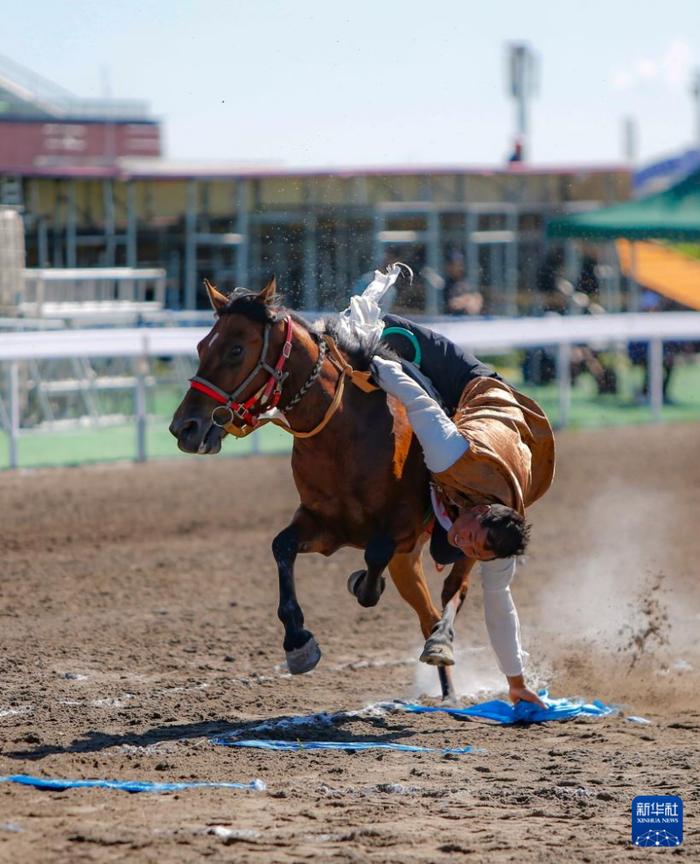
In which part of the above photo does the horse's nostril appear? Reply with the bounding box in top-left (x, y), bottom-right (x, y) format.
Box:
top-left (181, 419), bottom-right (201, 437)
top-left (170, 417), bottom-right (202, 439)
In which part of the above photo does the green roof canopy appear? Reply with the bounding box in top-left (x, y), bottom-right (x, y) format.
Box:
top-left (548, 168), bottom-right (700, 240)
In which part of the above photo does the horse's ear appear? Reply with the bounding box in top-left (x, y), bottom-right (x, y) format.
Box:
top-left (257, 276), bottom-right (277, 306)
top-left (204, 278), bottom-right (228, 313)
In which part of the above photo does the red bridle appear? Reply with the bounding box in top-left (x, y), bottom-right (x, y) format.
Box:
top-left (189, 316), bottom-right (294, 429)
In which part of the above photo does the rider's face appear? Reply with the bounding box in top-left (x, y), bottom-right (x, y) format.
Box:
top-left (448, 505), bottom-right (497, 561)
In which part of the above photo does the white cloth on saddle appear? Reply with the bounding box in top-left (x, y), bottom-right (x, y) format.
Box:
top-left (337, 263), bottom-right (409, 344)
top-left (370, 355), bottom-right (468, 473)
top-left (480, 557), bottom-right (527, 678)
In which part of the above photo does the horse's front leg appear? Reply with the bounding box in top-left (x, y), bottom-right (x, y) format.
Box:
top-left (347, 532), bottom-right (395, 608)
top-left (420, 557), bottom-right (475, 667)
top-left (272, 508), bottom-right (323, 675)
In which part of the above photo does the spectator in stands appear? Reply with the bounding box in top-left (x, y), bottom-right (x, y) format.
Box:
top-left (443, 250), bottom-right (483, 316)
top-left (536, 247), bottom-right (568, 314)
top-left (575, 251), bottom-right (606, 315)
top-left (525, 246), bottom-right (617, 394)
top-left (523, 248), bottom-right (566, 384)
top-left (508, 137), bottom-right (524, 163)
top-left (576, 253), bottom-right (599, 299)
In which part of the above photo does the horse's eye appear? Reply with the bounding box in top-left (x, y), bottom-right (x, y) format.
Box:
top-left (228, 345), bottom-right (243, 361)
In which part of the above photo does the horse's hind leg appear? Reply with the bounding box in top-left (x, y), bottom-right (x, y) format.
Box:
top-left (387, 542), bottom-right (440, 637)
top-left (387, 540), bottom-right (456, 702)
top-left (272, 509), bottom-right (323, 675)
top-left (438, 666), bottom-right (456, 704)
top-left (420, 558), bottom-right (475, 667)
top-left (347, 533), bottom-right (395, 608)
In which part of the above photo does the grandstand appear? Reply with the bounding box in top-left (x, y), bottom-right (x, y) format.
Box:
top-left (11, 54), bottom-right (700, 471)
top-left (0, 54), bottom-right (632, 316)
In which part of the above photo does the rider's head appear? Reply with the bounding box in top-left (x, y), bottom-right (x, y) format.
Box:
top-left (447, 503), bottom-right (530, 560)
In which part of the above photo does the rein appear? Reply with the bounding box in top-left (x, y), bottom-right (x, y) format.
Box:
top-left (188, 317), bottom-right (377, 441)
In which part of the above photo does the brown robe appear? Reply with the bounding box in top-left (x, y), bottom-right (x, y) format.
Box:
top-left (431, 377), bottom-right (555, 516)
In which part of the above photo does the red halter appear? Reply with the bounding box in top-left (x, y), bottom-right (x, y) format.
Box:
top-left (189, 316), bottom-right (294, 429)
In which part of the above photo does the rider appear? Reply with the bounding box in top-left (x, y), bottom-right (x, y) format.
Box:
top-left (373, 313), bottom-right (556, 708)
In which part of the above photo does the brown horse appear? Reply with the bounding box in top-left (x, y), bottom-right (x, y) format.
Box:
top-left (169, 278), bottom-right (473, 701)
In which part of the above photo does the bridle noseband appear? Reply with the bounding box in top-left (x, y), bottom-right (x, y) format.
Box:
top-left (187, 313), bottom-right (379, 440)
top-left (189, 316), bottom-right (294, 429)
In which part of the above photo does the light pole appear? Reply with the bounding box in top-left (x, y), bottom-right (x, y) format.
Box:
top-left (692, 68), bottom-right (700, 152)
top-left (622, 115), bottom-right (638, 165)
top-left (507, 42), bottom-right (538, 162)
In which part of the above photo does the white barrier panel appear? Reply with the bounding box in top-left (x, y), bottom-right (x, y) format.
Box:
top-left (2, 311), bottom-right (700, 408)
top-left (433, 311), bottom-right (700, 350)
top-left (2, 312), bottom-right (700, 361)
top-left (2, 312), bottom-right (700, 469)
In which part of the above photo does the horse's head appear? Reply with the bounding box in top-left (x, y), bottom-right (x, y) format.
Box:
top-left (169, 277), bottom-right (284, 454)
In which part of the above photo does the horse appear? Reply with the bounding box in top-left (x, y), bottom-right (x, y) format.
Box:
top-left (169, 277), bottom-right (473, 701)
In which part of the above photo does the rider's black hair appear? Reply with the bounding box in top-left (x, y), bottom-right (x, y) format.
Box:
top-left (480, 504), bottom-right (531, 558)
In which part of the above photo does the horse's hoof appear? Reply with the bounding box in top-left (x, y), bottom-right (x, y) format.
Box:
top-left (347, 570), bottom-right (386, 608)
top-left (347, 570), bottom-right (364, 597)
top-left (285, 636), bottom-right (322, 675)
top-left (420, 638), bottom-right (455, 666)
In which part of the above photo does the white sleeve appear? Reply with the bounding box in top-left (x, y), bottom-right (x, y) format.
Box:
top-left (480, 557), bottom-right (526, 677)
top-left (371, 357), bottom-right (468, 472)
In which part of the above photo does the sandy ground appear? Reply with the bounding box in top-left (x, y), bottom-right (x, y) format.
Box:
top-left (1, 422), bottom-right (699, 863)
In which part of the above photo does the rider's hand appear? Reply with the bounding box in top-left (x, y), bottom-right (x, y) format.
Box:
top-left (369, 356), bottom-right (408, 398)
top-left (506, 674), bottom-right (546, 709)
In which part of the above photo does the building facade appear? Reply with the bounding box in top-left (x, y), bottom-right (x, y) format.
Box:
top-left (0, 55), bottom-right (631, 314)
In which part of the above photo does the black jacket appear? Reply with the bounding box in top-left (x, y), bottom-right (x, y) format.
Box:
top-left (382, 314), bottom-right (501, 415)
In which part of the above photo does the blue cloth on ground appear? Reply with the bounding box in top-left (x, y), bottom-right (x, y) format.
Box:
top-left (401, 690), bottom-right (613, 725)
top-left (212, 738), bottom-right (472, 754)
top-left (0, 774), bottom-right (265, 793)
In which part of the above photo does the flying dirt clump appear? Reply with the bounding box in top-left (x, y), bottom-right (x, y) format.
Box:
top-left (617, 571), bottom-right (669, 669)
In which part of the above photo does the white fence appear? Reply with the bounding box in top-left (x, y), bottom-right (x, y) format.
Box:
top-left (2, 311), bottom-right (700, 469)
top-left (20, 267), bottom-right (167, 318)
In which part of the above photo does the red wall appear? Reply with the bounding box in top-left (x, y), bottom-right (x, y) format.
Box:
top-left (0, 120), bottom-right (161, 171)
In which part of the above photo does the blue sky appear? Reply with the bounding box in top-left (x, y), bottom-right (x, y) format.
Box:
top-left (2, 0), bottom-right (699, 168)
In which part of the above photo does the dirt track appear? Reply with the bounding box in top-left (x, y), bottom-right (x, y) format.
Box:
top-left (1, 422), bottom-right (699, 862)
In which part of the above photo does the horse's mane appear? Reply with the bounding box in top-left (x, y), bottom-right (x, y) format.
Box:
top-left (219, 289), bottom-right (395, 371)
top-left (314, 314), bottom-right (396, 371)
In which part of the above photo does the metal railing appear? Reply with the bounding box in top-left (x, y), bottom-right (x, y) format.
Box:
top-left (2, 311), bottom-right (700, 469)
top-left (20, 267), bottom-right (167, 317)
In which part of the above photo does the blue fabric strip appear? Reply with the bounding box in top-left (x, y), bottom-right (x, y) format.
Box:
top-left (400, 690), bottom-right (614, 725)
top-left (212, 738), bottom-right (472, 754)
top-left (0, 774), bottom-right (265, 794)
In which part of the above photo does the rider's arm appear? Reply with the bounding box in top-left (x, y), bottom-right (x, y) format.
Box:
top-left (480, 557), bottom-right (525, 676)
top-left (479, 557), bottom-right (545, 707)
top-left (371, 356), bottom-right (468, 472)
